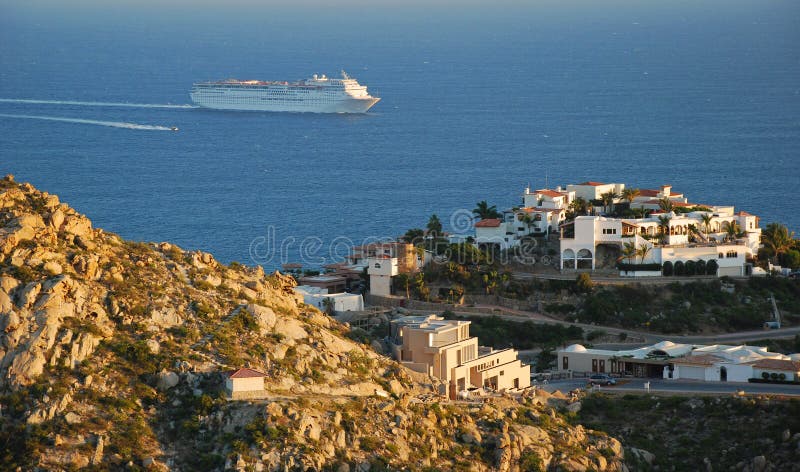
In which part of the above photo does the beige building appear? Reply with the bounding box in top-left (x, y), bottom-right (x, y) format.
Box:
top-left (390, 315), bottom-right (530, 398)
top-left (367, 255), bottom-right (398, 296)
top-left (225, 368), bottom-right (267, 399)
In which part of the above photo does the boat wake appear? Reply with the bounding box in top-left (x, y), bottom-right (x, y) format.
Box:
top-left (0, 113), bottom-right (175, 131)
top-left (0, 98), bottom-right (197, 109)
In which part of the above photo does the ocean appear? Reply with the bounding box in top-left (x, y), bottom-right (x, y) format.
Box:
top-left (1, 1), bottom-right (799, 269)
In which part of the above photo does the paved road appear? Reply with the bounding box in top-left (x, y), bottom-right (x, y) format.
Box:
top-left (538, 378), bottom-right (800, 397)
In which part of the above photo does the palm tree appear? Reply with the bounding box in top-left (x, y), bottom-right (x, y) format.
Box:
top-left (472, 201), bottom-right (501, 220)
top-left (621, 188), bottom-right (640, 206)
top-left (636, 244), bottom-right (652, 264)
top-left (321, 297), bottom-right (335, 315)
top-left (413, 272), bottom-right (430, 301)
top-left (395, 273), bottom-right (411, 299)
top-left (568, 197), bottom-right (591, 218)
top-left (700, 213), bottom-right (713, 239)
top-left (600, 190), bottom-right (620, 215)
top-left (658, 197), bottom-right (674, 213)
top-left (761, 222), bottom-right (795, 263)
top-left (621, 241), bottom-right (637, 264)
top-left (482, 270), bottom-right (500, 295)
top-left (657, 215), bottom-right (672, 244)
top-left (723, 220), bottom-right (743, 242)
top-left (687, 224), bottom-right (700, 243)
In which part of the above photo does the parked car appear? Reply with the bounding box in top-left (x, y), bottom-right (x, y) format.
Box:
top-left (587, 374), bottom-right (616, 386)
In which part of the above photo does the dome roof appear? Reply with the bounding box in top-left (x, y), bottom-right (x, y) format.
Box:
top-left (564, 344), bottom-right (587, 353)
top-left (653, 341), bottom-right (676, 349)
top-left (789, 354), bottom-right (800, 361)
top-left (728, 348), bottom-right (756, 359)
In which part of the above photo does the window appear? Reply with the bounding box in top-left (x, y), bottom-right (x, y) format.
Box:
top-left (562, 356), bottom-right (569, 370)
top-left (500, 370), bottom-right (504, 376)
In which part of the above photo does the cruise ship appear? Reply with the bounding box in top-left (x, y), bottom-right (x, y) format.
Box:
top-left (190, 71), bottom-right (380, 113)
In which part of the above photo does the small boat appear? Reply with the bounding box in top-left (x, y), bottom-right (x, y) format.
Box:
top-left (170, 126), bottom-right (179, 131)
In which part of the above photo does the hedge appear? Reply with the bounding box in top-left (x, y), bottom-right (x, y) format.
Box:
top-left (749, 377), bottom-right (800, 385)
top-left (617, 263), bottom-right (663, 272)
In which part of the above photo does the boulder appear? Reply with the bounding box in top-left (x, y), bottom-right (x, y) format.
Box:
top-left (75, 235), bottom-right (95, 251)
top-left (157, 370), bottom-right (180, 391)
top-left (274, 317), bottom-right (308, 341)
top-left (149, 307), bottom-right (182, 328)
top-left (752, 455), bottom-right (766, 472)
top-left (630, 448), bottom-right (655, 465)
top-left (43, 261), bottom-right (63, 276)
top-left (48, 209), bottom-right (65, 231)
top-left (62, 215), bottom-right (92, 239)
top-left (246, 304), bottom-right (277, 333)
top-left (64, 412), bottom-right (82, 425)
top-left (146, 339), bottom-right (161, 354)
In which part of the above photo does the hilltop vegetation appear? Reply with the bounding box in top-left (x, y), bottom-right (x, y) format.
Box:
top-left (0, 175), bottom-right (628, 471)
top-left (578, 393), bottom-right (800, 472)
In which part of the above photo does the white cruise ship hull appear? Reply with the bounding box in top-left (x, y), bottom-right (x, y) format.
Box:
top-left (191, 95), bottom-right (380, 113)
top-left (190, 73), bottom-right (380, 114)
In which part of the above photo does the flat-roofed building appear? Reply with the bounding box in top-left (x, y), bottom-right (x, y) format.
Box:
top-left (390, 315), bottom-right (530, 398)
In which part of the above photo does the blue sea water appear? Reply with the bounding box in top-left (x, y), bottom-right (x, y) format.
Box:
top-left (1, 1), bottom-right (799, 269)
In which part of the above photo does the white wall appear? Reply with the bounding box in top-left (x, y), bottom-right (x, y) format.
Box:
top-left (675, 365), bottom-right (705, 380)
top-left (725, 364), bottom-right (753, 382)
top-left (370, 275), bottom-right (392, 297)
top-left (228, 377), bottom-right (264, 393)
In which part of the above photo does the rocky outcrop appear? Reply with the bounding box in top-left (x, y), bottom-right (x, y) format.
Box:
top-left (0, 176), bottom-right (629, 471)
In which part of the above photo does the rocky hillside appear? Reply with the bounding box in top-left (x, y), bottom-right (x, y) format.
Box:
top-left (0, 175), bottom-right (627, 471)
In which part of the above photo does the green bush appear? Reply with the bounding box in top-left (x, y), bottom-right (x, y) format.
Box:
top-left (685, 260), bottom-right (696, 276)
top-left (696, 259), bottom-right (706, 275)
top-left (519, 449), bottom-right (545, 471)
top-left (662, 261), bottom-right (674, 276)
top-left (587, 330), bottom-right (606, 341)
top-left (706, 259), bottom-right (719, 275)
top-left (762, 372), bottom-right (770, 379)
top-left (576, 273), bottom-right (593, 293)
top-left (674, 261), bottom-right (685, 276)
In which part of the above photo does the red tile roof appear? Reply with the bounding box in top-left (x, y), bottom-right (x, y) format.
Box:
top-left (534, 189), bottom-right (567, 198)
top-left (475, 218), bottom-right (502, 228)
top-left (672, 354), bottom-right (725, 366)
top-left (639, 189), bottom-right (684, 198)
top-left (747, 359), bottom-right (800, 371)
top-left (228, 368), bottom-right (267, 379)
top-left (578, 181), bottom-right (606, 186)
top-left (641, 199), bottom-right (694, 207)
top-left (736, 211), bottom-right (753, 217)
top-left (519, 207), bottom-right (557, 213)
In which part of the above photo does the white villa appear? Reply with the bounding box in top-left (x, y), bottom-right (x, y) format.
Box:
top-left (294, 285), bottom-right (365, 313)
top-left (474, 186), bottom-right (572, 250)
top-left (390, 314), bottom-right (530, 398)
top-left (560, 208), bottom-right (760, 276)
top-left (558, 341), bottom-right (800, 382)
top-left (534, 181), bottom-right (764, 277)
